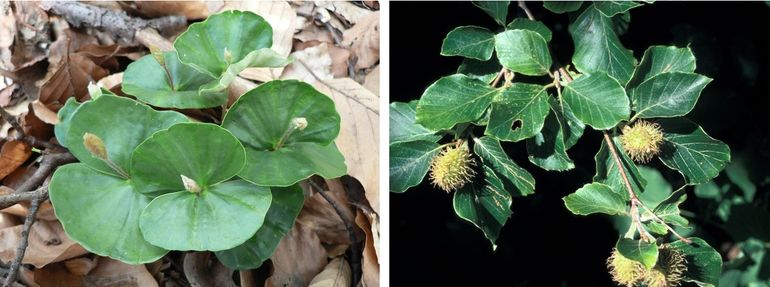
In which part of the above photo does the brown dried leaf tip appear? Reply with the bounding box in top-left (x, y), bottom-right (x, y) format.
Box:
top-left (620, 120), bottom-right (664, 163)
top-left (429, 143), bottom-right (475, 192)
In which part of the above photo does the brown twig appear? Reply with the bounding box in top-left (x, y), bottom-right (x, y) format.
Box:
top-left (0, 107), bottom-right (58, 150)
top-left (490, 67), bottom-right (507, 88)
top-left (307, 180), bottom-right (360, 287)
top-left (0, 186), bottom-right (46, 208)
top-left (2, 195), bottom-right (43, 287)
top-left (518, 1), bottom-right (536, 21)
top-left (11, 151), bottom-right (75, 198)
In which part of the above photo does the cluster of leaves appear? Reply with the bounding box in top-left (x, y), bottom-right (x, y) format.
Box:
top-left (389, 1), bottom-right (730, 285)
top-left (49, 10), bottom-right (346, 269)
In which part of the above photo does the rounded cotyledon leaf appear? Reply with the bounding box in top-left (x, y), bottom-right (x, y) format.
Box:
top-left (222, 80), bottom-right (347, 186)
top-left (63, 95), bottom-right (190, 178)
top-left (215, 184), bottom-right (304, 270)
top-left (130, 123), bottom-right (246, 196)
top-left (122, 51), bottom-right (225, 109)
top-left (139, 179), bottom-right (272, 251)
top-left (49, 163), bottom-right (168, 264)
top-left (174, 10), bottom-right (289, 78)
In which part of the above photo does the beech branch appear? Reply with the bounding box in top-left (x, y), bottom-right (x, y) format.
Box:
top-left (0, 107), bottom-right (59, 150)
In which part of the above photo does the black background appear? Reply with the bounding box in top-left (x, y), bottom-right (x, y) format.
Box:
top-left (390, 2), bottom-right (770, 286)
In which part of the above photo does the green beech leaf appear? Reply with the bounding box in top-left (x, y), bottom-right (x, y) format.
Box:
top-left (222, 80), bottom-right (346, 186)
top-left (616, 238), bottom-right (659, 269)
top-left (472, 1), bottom-right (509, 26)
top-left (564, 183), bottom-right (627, 216)
top-left (389, 101), bottom-right (440, 144)
top-left (63, 95), bottom-right (189, 177)
top-left (122, 51), bottom-right (224, 109)
top-left (506, 19), bottom-right (552, 42)
top-left (473, 137), bottom-right (536, 196)
top-left (552, 97), bottom-right (585, 149)
top-left (647, 188), bottom-right (689, 227)
top-left (139, 179), bottom-right (271, 251)
top-left (525, 98), bottom-right (577, 171)
top-left (130, 123), bottom-right (246, 196)
top-left (542, 1), bottom-right (583, 13)
top-left (415, 74), bottom-right (499, 131)
top-left (594, 1), bottom-right (642, 17)
top-left (570, 5), bottom-right (635, 85)
top-left (457, 58), bottom-right (502, 84)
top-left (486, 83), bottom-right (549, 142)
top-left (453, 164), bottom-right (512, 249)
top-left (627, 46), bottom-right (697, 89)
top-left (389, 141), bottom-right (442, 193)
top-left (174, 10), bottom-right (289, 78)
top-left (441, 26), bottom-right (495, 61)
top-left (629, 72), bottom-right (712, 119)
top-left (54, 97), bottom-right (82, 148)
top-left (215, 185), bottom-right (304, 270)
top-left (494, 30), bottom-right (552, 76)
top-left (594, 134), bottom-right (645, 199)
top-left (637, 166), bottom-right (672, 207)
top-left (562, 72), bottom-right (630, 130)
top-left (49, 164), bottom-right (168, 264)
top-left (656, 118), bottom-right (730, 185)
top-left (669, 238), bottom-right (722, 285)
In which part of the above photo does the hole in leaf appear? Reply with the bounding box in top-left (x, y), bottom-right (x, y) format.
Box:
top-left (511, 119), bottom-right (523, 131)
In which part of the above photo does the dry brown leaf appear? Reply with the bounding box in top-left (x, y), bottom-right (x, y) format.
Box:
top-left (294, 24), bottom-right (334, 44)
top-left (0, 82), bottom-right (20, 107)
top-left (363, 65), bottom-right (379, 96)
top-left (314, 1), bottom-right (374, 25)
top-left (0, 219), bottom-right (88, 268)
top-left (127, 1), bottom-right (211, 20)
top-left (63, 257), bottom-right (97, 276)
top-left (218, 1), bottom-right (296, 82)
top-left (329, 45), bottom-right (351, 78)
top-left (1, 2), bottom-right (49, 72)
top-left (96, 72), bottom-right (122, 91)
top-left (22, 104), bottom-right (54, 141)
top-left (0, 140), bottom-right (31, 180)
top-left (84, 257), bottom-right (158, 287)
top-left (282, 43), bottom-right (333, 84)
top-left (308, 257), bottom-right (351, 287)
top-left (267, 224), bottom-right (328, 287)
top-left (355, 209), bottom-right (379, 287)
top-left (342, 12), bottom-right (379, 69)
top-left (314, 78), bottom-right (379, 213)
top-left (296, 183), bottom-right (358, 247)
top-left (31, 100), bottom-right (59, 124)
top-left (34, 261), bottom-right (85, 287)
top-left (0, 99), bottom-right (29, 139)
top-left (0, 4), bottom-right (16, 70)
top-left (0, 211), bottom-right (20, 229)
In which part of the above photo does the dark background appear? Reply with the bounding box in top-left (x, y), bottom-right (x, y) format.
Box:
top-left (390, 2), bottom-right (770, 286)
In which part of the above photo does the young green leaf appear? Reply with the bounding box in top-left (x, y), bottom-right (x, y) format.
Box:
top-left (629, 72), bottom-right (712, 119)
top-left (669, 238), bottom-right (723, 285)
top-left (570, 5), bottom-right (635, 85)
top-left (49, 164), bottom-right (168, 264)
top-left (122, 51), bottom-right (224, 109)
top-left (594, 1), bottom-right (642, 17)
top-left (656, 118), bottom-right (730, 185)
top-left (494, 29), bottom-right (552, 76)
top-left (627, 45), bottom-right (697, 89)
top-left (506, 19), bottom-right (552, 42)
top-left (62, 95), bottom-right (189, 178)
top-left (390, 141), bottom-right (442, 193)
top-left (647, 188), bottom-right (689, 227)
top-left (564, 183), bottom-right (628, 216)
top-left (441, 26), bottom-right (495, 61)
top-left (215, 185), bottom-right (304, 270)
top-left (174, 10), bottom-right (287, 78)
top-left (561, 72), bottom-right (630, 130)
top-left (453, 164), bottom-right (512, 249)
top-left (616, 238), bottom-right (659, 269)
top-left (472, 1), bottom-right (509, 26)
top-left (53, 97), bottom-right (82, 148)
top-left (139, 179), bottom-right (272, 251)
top-left (485, 83), bottom-right (550, 142)
top-left (551, 97), bottom-right (585, 149)
top-left (457, 58), bottom-right (502, 84)
top-left (542, 1), bottom-right (583, 14)
top-left (390, 101), bottom-right (440, 144)
top-left (415, 74), bottom-right (499, 130)
top-left (130, 123), bottom-right (246, 196)
top-left (594, 134), bottom-right (646, 199)
top-left (473, 136), bottom-right (536, 196)
top-left (222, 80), bottom-right (346, 186)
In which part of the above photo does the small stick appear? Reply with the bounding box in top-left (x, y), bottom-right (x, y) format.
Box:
top-left (2, 195), bottom-right (43, 287)
top-left (518, 1), bottom-right (536, 21)
top-left (0, 108), bottom-right (58, 150)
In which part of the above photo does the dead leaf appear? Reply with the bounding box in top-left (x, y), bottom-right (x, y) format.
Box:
top-left (355, 209), bottom-right (379, 287)
top-left (297, 183), bottom-right (359, 248)
top-left (282, 43), bottom-right (333, 84)
top-left (267, 224), bottom-right (328, 287)
top-left (96, 72), bottom-right (122, 91)
top-left (34, 261), bottom-right (85, 287)
top-left (363, 65), bottom-right (379, 96)
top-left (342, 12), bottom-right (379, 69)
top-left (31, 100), bottom-right (59, 124)
top-left (0, 140), bottom-right (31, 180)
top-left (329, 45), bottom-right (351, 78)
top-left (183, 252), bottom-right (236, 287)
top-left (315, 1), bottom-right (374, 25)
top-left (0, 5), bottom-right (16, 70)
top-left (0, 219), bottom-right (88, 268)
top-left (308, 257), bottom-right (351, 287)
top-left (0, 82), bottom-right (20, 107)
top-left (0, 211), bottom-right (20, 229)
top-left (64, 257), bottom-right (97, 276)
top-left (314, 78), bottom-right (379, 213)
top-left (126, 1), bottom-right (211, 20)
top-left (85, 257), bottom-right (158, 287)
top-left (219, 1), bottom-right (296, 82)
